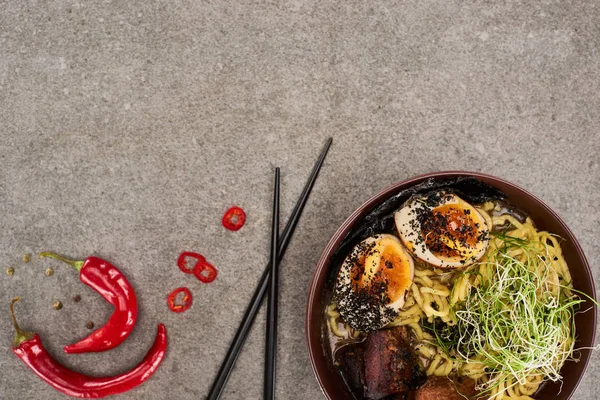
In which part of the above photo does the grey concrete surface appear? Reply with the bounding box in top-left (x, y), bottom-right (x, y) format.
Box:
top-left (0, 1), bottom-right (599, 399)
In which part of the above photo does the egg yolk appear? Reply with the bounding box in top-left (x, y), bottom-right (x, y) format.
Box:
top-left (355, 239), bottom-right (412, 302)
top-left (378, 244), bottom-right (413, 301)
top-left (422, 204), bottom-right (480, 258)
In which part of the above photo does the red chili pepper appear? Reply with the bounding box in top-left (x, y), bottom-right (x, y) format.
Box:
top-left (177, 252), bottom-right (206, 274)
top-left (10, 297), bottom-right (167, 399)
top-left (167, 287), bottom-right (193, 313)
top-left (39, 252), bottom-right (138, 354)
top-left (193, 260), bottom-right (218, 283)
top-left (222, 206), bottom-right (246, 231)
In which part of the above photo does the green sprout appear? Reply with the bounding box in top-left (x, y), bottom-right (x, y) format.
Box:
top-left (432, 231), bottom-right (597, 395)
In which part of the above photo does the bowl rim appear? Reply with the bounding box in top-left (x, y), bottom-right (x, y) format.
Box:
top-left (305, 170), bottom-right (597, 400)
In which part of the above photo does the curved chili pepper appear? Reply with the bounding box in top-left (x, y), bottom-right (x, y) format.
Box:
top-left (177, 252), bottom-right (206, 274)
top-left (39, 252), bottom-right (138, 354)
top-left (193, 260), bottom-right (218, 283)
top-left (10, 297), bottom-right (167, 399)
top-left (222, 206), bottom-right (246, 231)
top-left (167, 287), bottom-right (193, 313)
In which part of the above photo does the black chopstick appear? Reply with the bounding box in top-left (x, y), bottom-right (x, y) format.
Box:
top-left (264, 167), bottom-right (280, 400)
top-left (206, 137), bottom-right (332, 400)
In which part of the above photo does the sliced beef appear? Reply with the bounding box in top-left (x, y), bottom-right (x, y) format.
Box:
top-left (414, 376), bottom-right (480, 400)
top-left (337, 345), bottom-right (367, 395)
top-left (382, 392), bottom-right (411, 400)
top-left (364, 326), bottom-right (426, 399)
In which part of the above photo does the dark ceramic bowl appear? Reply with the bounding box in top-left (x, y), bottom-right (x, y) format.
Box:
top-left (306, 171), bottom-right (597, 400)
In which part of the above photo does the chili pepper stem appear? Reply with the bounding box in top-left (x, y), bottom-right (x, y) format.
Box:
top-left (9, 297), bottom-right (34, 348)
top-left (38, 252), bottom-right (84, 271)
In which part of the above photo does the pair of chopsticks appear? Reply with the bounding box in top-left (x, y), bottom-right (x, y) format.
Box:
top-left (207, 138), bottom-right (333, 400)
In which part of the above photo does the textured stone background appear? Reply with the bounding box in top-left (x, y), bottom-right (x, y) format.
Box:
top-left (0, 1), bottom-right (599, 399)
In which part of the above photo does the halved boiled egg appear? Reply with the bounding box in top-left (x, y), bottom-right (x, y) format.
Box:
top-left (394, 192), bottom-right (489, 268)
top-left (335, 234), bottom-right (414, 332)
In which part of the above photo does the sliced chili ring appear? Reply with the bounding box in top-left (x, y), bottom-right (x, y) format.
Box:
top-left (167, 287), bottom-right (193, 313)
top-left (193, 261), bottom-right (218, 283)
top-left (222, 206), bottom-right (246, 231)
top-left (177, 252), bottom-right (206, 275)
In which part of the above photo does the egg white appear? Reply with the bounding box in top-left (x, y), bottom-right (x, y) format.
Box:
top-left (394, 193), bottom-right (489, 268)
top-left (335, 234), bottom-right (414, 331)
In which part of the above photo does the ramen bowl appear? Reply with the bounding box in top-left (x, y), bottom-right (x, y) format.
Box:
top-left (306, 171), bottom-right (597, 400)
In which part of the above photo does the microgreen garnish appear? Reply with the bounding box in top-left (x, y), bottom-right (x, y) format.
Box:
top-left (433, 232), bottom-right (598, 395)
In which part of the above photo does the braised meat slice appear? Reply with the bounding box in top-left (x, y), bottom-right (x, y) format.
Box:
top-left (337, 345), bottom-right (367, 395)
top-left (381, 393), bottom-right (411, 400)
top-left (414, 376), bottom-right (480, 400)
top-left (364, 326), bottom-right (426, 399)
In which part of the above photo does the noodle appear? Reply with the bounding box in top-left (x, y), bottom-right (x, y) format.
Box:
top-left (326, 202), bottom-right (576, 400)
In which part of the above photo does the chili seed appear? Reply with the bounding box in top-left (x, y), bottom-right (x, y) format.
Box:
top-left (6, 267), bottom-right (15, 276)
top-left (72, 294), bottom-right (81, 303)
top-left (23, 253), bottom-right (32, 263)
top-left (45, 268), bottom-right (54, 277)
top-left (86, 321), bottom-right (95, 329)
top-left (53, 301), bottom-right (63, 310)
